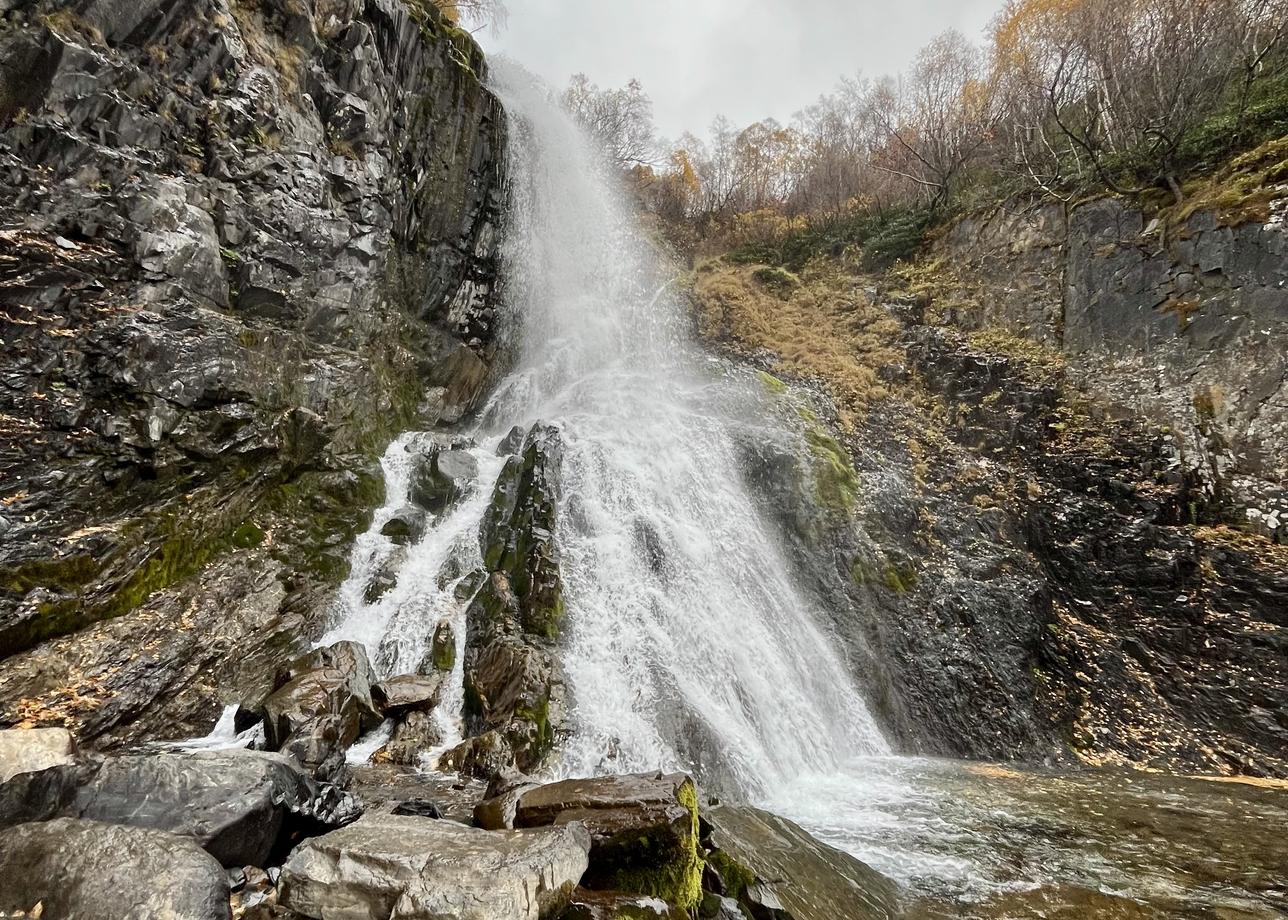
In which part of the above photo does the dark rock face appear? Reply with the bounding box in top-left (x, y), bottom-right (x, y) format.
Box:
top-left (936, 198), bottom-right (1288, 536)
top-left (0, 817), bottom-right (232, 919)
top-left (458, 422), bottom-right (566, 776)
top-left (67, 749), bottom-right (352, 867)
top-left (0, 0), bottom-right (505, 746)
top-left (757, 317), bottom-right (1288, 776)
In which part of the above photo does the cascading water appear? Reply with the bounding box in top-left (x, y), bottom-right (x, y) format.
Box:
top-left (324, 60), bottom-right (888, 793)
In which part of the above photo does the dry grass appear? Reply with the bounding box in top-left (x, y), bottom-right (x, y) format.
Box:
top-left (691, 259), bottom-right (903, 426)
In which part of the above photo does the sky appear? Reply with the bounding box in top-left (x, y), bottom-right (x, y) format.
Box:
top-left (482, 0), bottom-right (1002, 141)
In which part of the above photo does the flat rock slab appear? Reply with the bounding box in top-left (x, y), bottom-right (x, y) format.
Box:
top-left (515, 773), bottom-right (694, 841)
top-left (70, 749), bottom-right (345, 867)
top-left (0, 817), bottom-right (231, 919)
top-left (705, 805), bottom-right (899, 920)
top-left (280, 812), bottom-right (590, 920)
top-left (0, 727), bottom-right (75, 782)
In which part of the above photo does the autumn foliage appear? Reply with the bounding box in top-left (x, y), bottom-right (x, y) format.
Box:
top-left (563, 0), bottom-right (1288, 262)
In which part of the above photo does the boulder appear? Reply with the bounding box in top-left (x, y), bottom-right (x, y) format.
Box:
top-left (0, 763), bottom-right (86, 828)
top-left (0, 818), bottom-right (231, 920)
top-left (374, 673), bottom-right (447, 715)
top-left (262, 641), bottom-right (381, 778)
top-left (279, 641), bottom-right (381, 729)
top-left (381, 506), bottom-right (428, 545)
top-left (410, 448), bottom-right (479, 513)
top-left (68, 750), bottom-right (355, 868)
top-left (514, 773), bottom-right (702, 913)
top-left (702, 805), bottom-right (899, 920)
top-left (439, 729), bottom-right (517, 781)
top-left (0, 727), bottom-right (75, 782)
top-left (279, 812), bottom-right (591, 920)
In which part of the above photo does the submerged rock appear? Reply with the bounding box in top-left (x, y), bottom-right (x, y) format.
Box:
top-left (0, 818), bottom-right (231, 919)
top-left (703, 805), bottom-right (898, 920)
top-left (513, 773), bottom-right (703, 913)
top-left (279, 812), bottom-right (591, 920)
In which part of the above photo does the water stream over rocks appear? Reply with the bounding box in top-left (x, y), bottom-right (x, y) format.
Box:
top-left (319, 62), bottom-right (1288, 919)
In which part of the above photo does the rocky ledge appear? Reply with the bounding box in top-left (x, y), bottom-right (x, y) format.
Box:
top-left (0, 726), bottom-right (899, 920)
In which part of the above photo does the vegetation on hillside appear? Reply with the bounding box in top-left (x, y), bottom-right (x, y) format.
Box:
top-left (565, 0), bottom-right (1288, 268)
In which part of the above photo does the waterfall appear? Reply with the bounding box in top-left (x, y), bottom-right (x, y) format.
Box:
top-left (325, 60), bottom-right (889, 798)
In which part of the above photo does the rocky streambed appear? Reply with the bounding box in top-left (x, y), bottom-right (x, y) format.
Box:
top-left (0, 723), bottom-right (899, 920)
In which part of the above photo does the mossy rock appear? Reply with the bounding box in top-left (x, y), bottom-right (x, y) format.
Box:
top-left (515, 773), bottom-right (703, 913)
top-left (798, 408), bottom-right (860, 512)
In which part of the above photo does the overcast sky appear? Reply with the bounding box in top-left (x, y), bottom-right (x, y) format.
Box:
top-left (482, 1), bottom-right (1002, 141)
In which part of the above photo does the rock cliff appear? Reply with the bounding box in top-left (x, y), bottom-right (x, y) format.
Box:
top-left (0, 0), bottom-right (505, 744)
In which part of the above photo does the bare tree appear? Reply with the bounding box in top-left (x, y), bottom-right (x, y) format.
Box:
top-left (562, 75), bottom-right (658, 169)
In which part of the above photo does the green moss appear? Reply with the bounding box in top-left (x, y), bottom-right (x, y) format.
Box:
top-left (514, 695), bottom-right (554, 762)
top-left (751, 265), bottom-right (799, 295)
top-left (883, 564), bottom-right (917, 594)
top-left (0, 555), bottom-right (99, 596)
top-left (756, 370), bottom-right (787, 395)
top-left (705, 848), bottom-right (757, 901)
top-left (798, 408), bottom-right (860, 512)
top-left (596, 778), bottom-right (703, 912)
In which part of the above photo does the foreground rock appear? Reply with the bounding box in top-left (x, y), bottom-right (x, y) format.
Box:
top-left (703, 805), bottom-right (899, 920)
top-left (69, 750), bottom-right (353, 867)
top-left (505, 773), bottom-right (703, 913)
top-left (0, 727), bottom-right (75, 782)
top-left (0, 818), bottom-right (231, 919)
top-left (279, 812), bottom-right (591, 920)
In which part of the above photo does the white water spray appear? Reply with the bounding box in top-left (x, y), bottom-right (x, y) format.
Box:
top-left (325, 60), bottom-right (888, 797)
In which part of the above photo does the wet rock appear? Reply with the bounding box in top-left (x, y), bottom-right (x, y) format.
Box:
top-left (364, 547), bottom-right (409, 604)
top-left (0, 0), bottom-right (505, 742)
top-left (514, 773), bottom-right (703, 913)
top-left (67, 750), bottom-right (354, 868)
top-left (463, 423), bottom-right (567, 774)
top-left (702, 805), bottom-right (898, 920)
top-left (559, 889), bottom-right (688, 919)
top-left (439, 729), bottom-right (518, 781)
top-left (374, 673), bottom-right (446, 715)
top-left (261, 641), bottom-right (381, 780)
top-left (411, 448), bottom-right (480, 513)
top-left (381, 711), bottom-right (442, 766)
top-left (348, 763), bottom-right (487, 825)
top-left (428, 618), bottom-right (457, 672)
top-left (0, 818), bottom-right (231, 919)
top-left (0, 727), bottom-right (75, 782)
top-left (381, 506), bottom-right (428, 545)
top-left (279, 812), bottom-right (590, 920)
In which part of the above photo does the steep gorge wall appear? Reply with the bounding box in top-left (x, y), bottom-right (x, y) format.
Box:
top-left (937, 195), bottom-right (1288, 537)
top-left (0, 0), bottom-right (505, 743)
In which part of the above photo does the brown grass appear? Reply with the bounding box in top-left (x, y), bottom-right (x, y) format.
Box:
top-left (691, 259), bottom-right (903, 426)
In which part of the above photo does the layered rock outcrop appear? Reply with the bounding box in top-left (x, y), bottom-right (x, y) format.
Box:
top-left (936, 194), bottom-right (1288, 536)
top-left (0, 0), bottom-right (505, 744)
